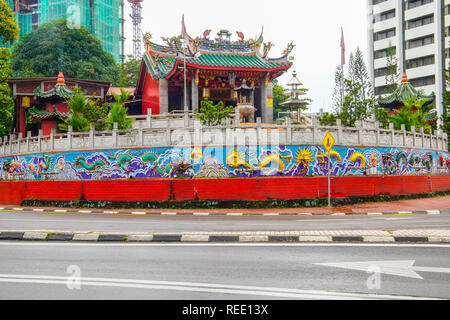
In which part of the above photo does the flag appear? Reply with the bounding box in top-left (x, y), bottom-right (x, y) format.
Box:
top-left (340, 27), bottom-right (346, 68)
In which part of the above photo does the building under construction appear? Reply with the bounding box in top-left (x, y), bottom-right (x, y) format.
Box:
top-left (4, 0), bottom-right (125, 62)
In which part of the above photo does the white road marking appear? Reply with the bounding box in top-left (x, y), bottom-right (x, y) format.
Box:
top-left (367, 212), bottom-right (383, 215)
top-left (161, 212), bottom-right (177, 215)
top-left (32, 209), bottom-right (44, 212)
top-left (315, 260), bottom-right (450, 280)
top-left (427, 210), bottom-right (441, 215)
top-left (0, 274), bottom-right (435, 300)
top-left (54, 210), bottom-right (67, 213)
top-left (131, 212), bottom-right (146, 215)
top-left (227, 213), bottom-right (243, 216)
top-left (0, 242), bottom-right (450, 248)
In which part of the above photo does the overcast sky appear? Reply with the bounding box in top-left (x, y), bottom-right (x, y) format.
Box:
top-left (123, 0), bottom-right (368, 113)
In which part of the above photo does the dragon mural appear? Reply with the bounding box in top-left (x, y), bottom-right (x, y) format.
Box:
top-left (0, 145), bottom-right (448, 181)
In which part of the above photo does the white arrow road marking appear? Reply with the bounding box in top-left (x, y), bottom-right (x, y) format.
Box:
top-left (314, 260), bottom-right (450, 280)
top-left (0, 274), bottom-right (437, 300)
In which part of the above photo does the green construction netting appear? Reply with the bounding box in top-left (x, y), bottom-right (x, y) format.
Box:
top-left (39, 0), bottom-right (122, 62)
top-left (2, 0), bottom-right (122, 61)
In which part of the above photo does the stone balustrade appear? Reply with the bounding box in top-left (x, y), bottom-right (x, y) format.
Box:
top-left (0, 112), bottom-right (448, 157)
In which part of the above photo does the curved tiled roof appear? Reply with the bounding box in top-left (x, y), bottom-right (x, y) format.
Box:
top-left (378, 80), bottom-right (435, 109)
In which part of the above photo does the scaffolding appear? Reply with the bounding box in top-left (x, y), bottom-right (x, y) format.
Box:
top-left (2, 0), bottom-right (123, 62)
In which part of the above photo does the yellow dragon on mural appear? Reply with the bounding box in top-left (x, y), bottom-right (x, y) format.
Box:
top-left (226, 149), bottom-right (293, 171)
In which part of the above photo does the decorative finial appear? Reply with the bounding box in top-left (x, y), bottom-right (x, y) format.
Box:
top-left (57, 72), bottom-right (65, 85)
top-left (402, 72), bottom-right (408, 83)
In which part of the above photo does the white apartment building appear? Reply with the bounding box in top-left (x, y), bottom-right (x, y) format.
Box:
top-left (367, 0), bottom-right (450, 121)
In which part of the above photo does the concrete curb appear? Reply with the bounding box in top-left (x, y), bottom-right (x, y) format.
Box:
top-left (2, 207), bottom-right (449, 217)
top-left (1, 230), bottom-right (450, 243)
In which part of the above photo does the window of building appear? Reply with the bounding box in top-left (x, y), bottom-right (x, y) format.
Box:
top-left (407, 35), bottom-right (434, 49)
top-left (407, 14), bottom-right (434, 29)
top-left (407, 0), bottom-right (434, 10)
top-left (446, 5), bottom-right (450, 15)
top-left (373, 0), bottom-right (388, 5)
top-left (375, 85), bottom-right (391, 95)
top-left (374, 28), bottom-right (396, 41)
top-left (409, 75), bottom-right (435, 87)
top-left (374, 46), bottom-right (396, 59)
top-left (406, 55), bottom-right (435, 69)
top-left (374, 67), bottom-right (397, 78)
top-left (373, 9), bottom-right (396, 23)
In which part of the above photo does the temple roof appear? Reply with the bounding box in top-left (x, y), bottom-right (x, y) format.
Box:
top-left (27, 106), bottom-right (69, 120)
top-left (378, 72), bottom-right (435, 109)
top-left (33, 73), bottom-right (75, 102)
top-left (142, 23), bottom-right (294, 80)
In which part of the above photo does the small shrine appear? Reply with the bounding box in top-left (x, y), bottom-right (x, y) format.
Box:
top-left (134, 19), bottom-right (295, 124)
top-left (377, 72), bottom-right (435, 110)
top-left (8, 73), bottom-right (111, 137)
top-left (280, 71), bottom-right (310, 125)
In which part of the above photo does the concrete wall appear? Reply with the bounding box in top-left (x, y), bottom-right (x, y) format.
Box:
top-left (0, 175), bottom-right (449, 205)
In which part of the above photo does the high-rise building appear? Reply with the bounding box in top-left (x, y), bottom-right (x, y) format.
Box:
top-left (367, 0), bottom-right (449, 121)
top-left (3, 0), bottom-right (124, 62)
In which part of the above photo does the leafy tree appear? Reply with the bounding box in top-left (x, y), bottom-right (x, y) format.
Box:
top-left (347, 52), bottom-right (355, 83)
top-left (196, 98), bottom-right (233, 126)
top-left (332, 65), bottom-right (345, 113)
top-left (0, 0), bottom-right (19, 137)
top-left (319, 112), bottom-right (338, 126)
top-left (116, 55), bottom-right (141, 87)
top-left (105, 88), bottom-right (133, 130)
top-left (11, 19), bottom-right (119, 83)
top-left (0, 0), bottom-right (19, 45)
top-left (373, 106), bottom-right (390, 129)
top-left (339, 79), bottom-right (374, 127)
top-left (60, 88), bottom-right (108, 132)
top-left (389, 98), bottom-right (432, 133)
top-left (353, 47), bottom-right (373, 102)
top-left (442, 65), bottom-right (450, 150)
top-left (272, 80), bottom-right (289, 120)
top-left (385, 43), bottom-right (400, 94)
top-left (0, 48), bottom-right (14, 137)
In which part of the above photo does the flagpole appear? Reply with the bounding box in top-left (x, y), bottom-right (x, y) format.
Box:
top-left (184, 44), bottom-right (187, 113)
top-left (340, 27), bottom-right (345, 113)
top-left (182, 14), bottom-right (188, 113)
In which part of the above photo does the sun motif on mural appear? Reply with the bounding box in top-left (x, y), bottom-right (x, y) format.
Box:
top-left (293, 148), bottom-right (314, 166)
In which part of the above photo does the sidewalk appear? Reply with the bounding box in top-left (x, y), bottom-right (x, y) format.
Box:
top-left (2, 195), bottom-right (449, 216)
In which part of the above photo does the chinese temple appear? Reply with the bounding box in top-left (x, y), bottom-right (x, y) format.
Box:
top-left (8, 73), bottom-right (111, 137)
top-left (378, 72), bottom-right (435, 110)
top-left (135, 21), bottom-right (295, 123)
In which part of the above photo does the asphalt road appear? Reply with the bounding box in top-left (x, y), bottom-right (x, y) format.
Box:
top-left (0, 242), bottom-right (449, 299)
top-left (1, 210), bottom-right (450, 233)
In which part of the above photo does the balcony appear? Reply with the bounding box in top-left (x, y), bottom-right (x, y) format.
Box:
top-left (405, 64), bottom-right (436, 79)
top-left (405, 44), bottom-right (435, 60)
top-left (405, 23), bottom-right (435, 41)
top-left (372, 0), bottom-right (397, 15)
top-left (404, 2), bottom-right (435, 21)
top-left (374, 36), bottom-right (397, 51)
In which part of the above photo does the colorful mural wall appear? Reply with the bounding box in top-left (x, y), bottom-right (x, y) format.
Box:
top-left (0, 145), bottom-right (449, 181)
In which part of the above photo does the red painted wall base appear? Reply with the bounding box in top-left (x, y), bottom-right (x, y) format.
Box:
top-left (0, 175), bottom-right (449, 205)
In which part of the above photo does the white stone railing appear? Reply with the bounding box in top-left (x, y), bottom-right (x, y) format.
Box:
top-left (0, 111), bottom-right (448, 157)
